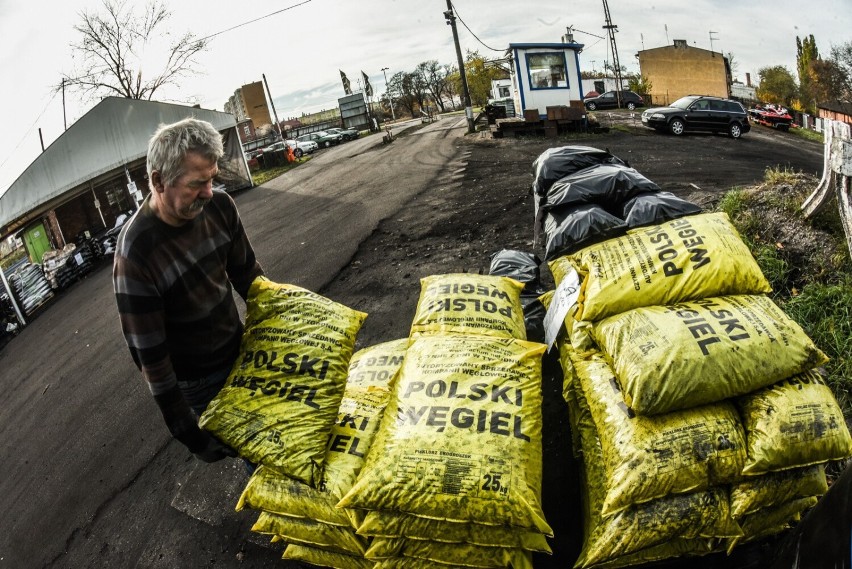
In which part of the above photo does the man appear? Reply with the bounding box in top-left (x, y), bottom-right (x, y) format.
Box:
top-left (114, 118), bottom-right (263, 463)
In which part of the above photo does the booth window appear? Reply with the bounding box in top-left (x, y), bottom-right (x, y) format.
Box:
top-left (527, 53), bottom-right (568, 89)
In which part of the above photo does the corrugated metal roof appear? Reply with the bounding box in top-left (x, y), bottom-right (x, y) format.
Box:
top-left (0, 97), bottom-right (236, 232)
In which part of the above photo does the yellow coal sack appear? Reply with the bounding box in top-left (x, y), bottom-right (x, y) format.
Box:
top-left (251, 511), bottom-right (367, 555)
top-left (322, 339), bottom-right (408, 502)
top-left (593, 539), bottom-right (716, 569)
top-left (593, 294), bottom-right (828, 415)
top-left (562, 346), bottom-right (741, 569)
top-left (282, 544), bottom-right (373, 569)
top-left (237, 339), bottom-right (407, 525)
top-left (730, 465), bottom-right (828, 518)
top-left (371, 551), bottom-right (533, 569)
top-left (356, 510), bottom-right (551, 553)
top-left (237, 466), bottom-right (351, 526)
top-left (199, 277), bottom-right (366, 486)
top-left (737, 371), bottom-right (852, 475)
top-left (558, 212), bottom-right (771, 322)
top-left (366, 538), bottom-right (531, 569)
top-left (411, 274), bottom-right (527, 339)
top-left (726, 497), bottom-right (818, 553)
top-left (338, 335), bottom-right (551, 535)
top-left (569, 349), bottom-right (746, 515)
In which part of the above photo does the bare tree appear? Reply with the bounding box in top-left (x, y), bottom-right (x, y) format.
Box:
top-left (61, 0), bottom-right (208, 101)
top-left (415, 60), bottom-right (452, 112)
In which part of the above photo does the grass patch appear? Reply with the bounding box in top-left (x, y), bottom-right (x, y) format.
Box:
top-left (789, 127), bottom-right (824, 144)
top-left (716, 168), bottom-right (852, 417)
top-left (251, 157), bottom-right (310, 186)
top-left (783, 279), bottom-right (852, 411)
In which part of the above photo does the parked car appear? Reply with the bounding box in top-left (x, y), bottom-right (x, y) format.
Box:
top-left (296, 131), bottom-right (343, 148)
top-left (285, 139), bottom-right (318, 158)
top-left (584, 90), bottom-right (645, 111)
top-left (325, 127), bottom-right (360, 141)
top-left (641, 95), bottom-right (751, 138)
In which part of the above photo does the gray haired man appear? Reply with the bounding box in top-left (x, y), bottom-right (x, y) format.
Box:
top-left (113, 118), bottom-right (263, 463)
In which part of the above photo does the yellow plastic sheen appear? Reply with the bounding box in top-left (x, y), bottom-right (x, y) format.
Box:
top-left (726, 497), bottom-right (818, 553)
top-left (562, 212), bottom-right (772, 322)
top-left (737, 371), bottom-right (852, 475)
top-left (560, 345), bottom-right (742, 569)
top-left (282, 544), bottom-right (373, 569)
top-left (570, 349), bottom-right (746, 515)
top-left (371, 550), bottom-right (533, 569)
top-left (236, 339), bottom-right (408, 526)
top-left (251, 511), bottom-right (366, 555)
top-left (592, 294), bottom-right (828, 415)
top-left (199, 277), bottom-right (366, 486)
top-left (410, 274), bottom-right (527, 340)
top-left (594, 539), bottom-right (716, 569)
top-left (237, 466), bottom-right (350, 526)
top-left (337, 335), bottom-right (552, 536)
top-left (366, 538), bottom-right (531, 569)
top-left (356, 510), bottom-right (551, 553)
top-left (730, 465), bottom-right (828, 518)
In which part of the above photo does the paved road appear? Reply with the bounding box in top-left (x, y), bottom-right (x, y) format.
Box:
top-left (0, 116), bottom-right (468, 568)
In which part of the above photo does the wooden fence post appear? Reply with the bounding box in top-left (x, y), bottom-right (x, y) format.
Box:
top-left (801, 119), bottom-right (852, 257)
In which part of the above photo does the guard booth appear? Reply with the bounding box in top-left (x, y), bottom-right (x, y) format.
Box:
top-left (509, 42), bottom-right (585, 120)
top-left (339, 93), bottom-right (372, 132)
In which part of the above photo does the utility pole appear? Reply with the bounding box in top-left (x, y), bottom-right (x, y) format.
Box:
top-left (444, 0), bottom-right (474, 133)
top-left (262, 73), bottom-right (283, 140)
top-left (61, 78), bottom-right (67, 131)
top-left (381, 67), bottom-right (396, 121)
top-left (602, 0), bottom-right (624, 108)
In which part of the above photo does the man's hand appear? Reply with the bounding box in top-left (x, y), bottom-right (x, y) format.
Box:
top-left (194, 432), bottom-right (238, 463)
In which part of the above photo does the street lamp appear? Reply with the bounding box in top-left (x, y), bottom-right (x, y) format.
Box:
top-left (381, 67), bottom-right (396, 121)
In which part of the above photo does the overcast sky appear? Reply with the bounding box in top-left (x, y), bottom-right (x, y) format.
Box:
top-left (1, 0), bottom-right (850, 196)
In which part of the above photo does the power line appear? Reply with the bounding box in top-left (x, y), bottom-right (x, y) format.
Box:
top-left (0, 90), bottom-right (59, 186)
top-left (449, 1), bottom-right (503, 53)
top-left (2, 0), bottom-right (314, 195)
top-left (197, 0), bottom-right (313, 42)
top-left (572, 27), bottom-right (606, 40)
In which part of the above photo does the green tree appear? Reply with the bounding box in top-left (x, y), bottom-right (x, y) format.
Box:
top-left (809, 59), bottom-right (849, 104)
top-left (796, 35), bottom-right (820, 112)
top-left (449, 50), bottom-right (505, 107)
top-left (627, 74), bottom-right (653, 96)
top-left (827, 41), bottom-right (852, 99)
top-left (756, 66), bottom-right (798, 106)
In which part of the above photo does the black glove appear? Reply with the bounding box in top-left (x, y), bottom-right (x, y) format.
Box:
top-left (154, 386), bottom-right (236, 462)
top-left (194, 432), bottom-right (238, 463)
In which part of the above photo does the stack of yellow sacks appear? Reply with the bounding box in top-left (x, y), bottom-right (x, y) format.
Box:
top-left (197, 277), bottom-right (380, 568)
top-left (339, 273), bottom-right (553, 569)
top-left (236, 338), bottom-right (409, 569)
top-left (548, 212), bottom-right (852, 567)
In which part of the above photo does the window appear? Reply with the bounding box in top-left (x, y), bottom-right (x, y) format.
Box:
top-left (527, 52), bottom-right (568, 89)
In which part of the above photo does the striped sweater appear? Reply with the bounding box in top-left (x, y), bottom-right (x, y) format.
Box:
top-left (113, 189), bottom-right (263, 396)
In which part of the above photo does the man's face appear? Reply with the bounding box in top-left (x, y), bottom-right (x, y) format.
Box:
top-left (151, 151), bottom-right (219, 226)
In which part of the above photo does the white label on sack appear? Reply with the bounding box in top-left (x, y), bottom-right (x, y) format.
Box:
top-left (544, 268), bottom-right (580, 348)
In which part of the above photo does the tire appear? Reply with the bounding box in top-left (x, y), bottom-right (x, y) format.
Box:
top-left (626, 102), bottom-right (636, 110)
top-left (729, 122), bottom-right (742, 139)
top-left (324, 141), bottom-right (331, 148)
top-left (587, 102), bottom-right (597, 111)
top-left (669, 118), bottom-right (685, 135)
top-left (294, 148), bottom-right (303, 158)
